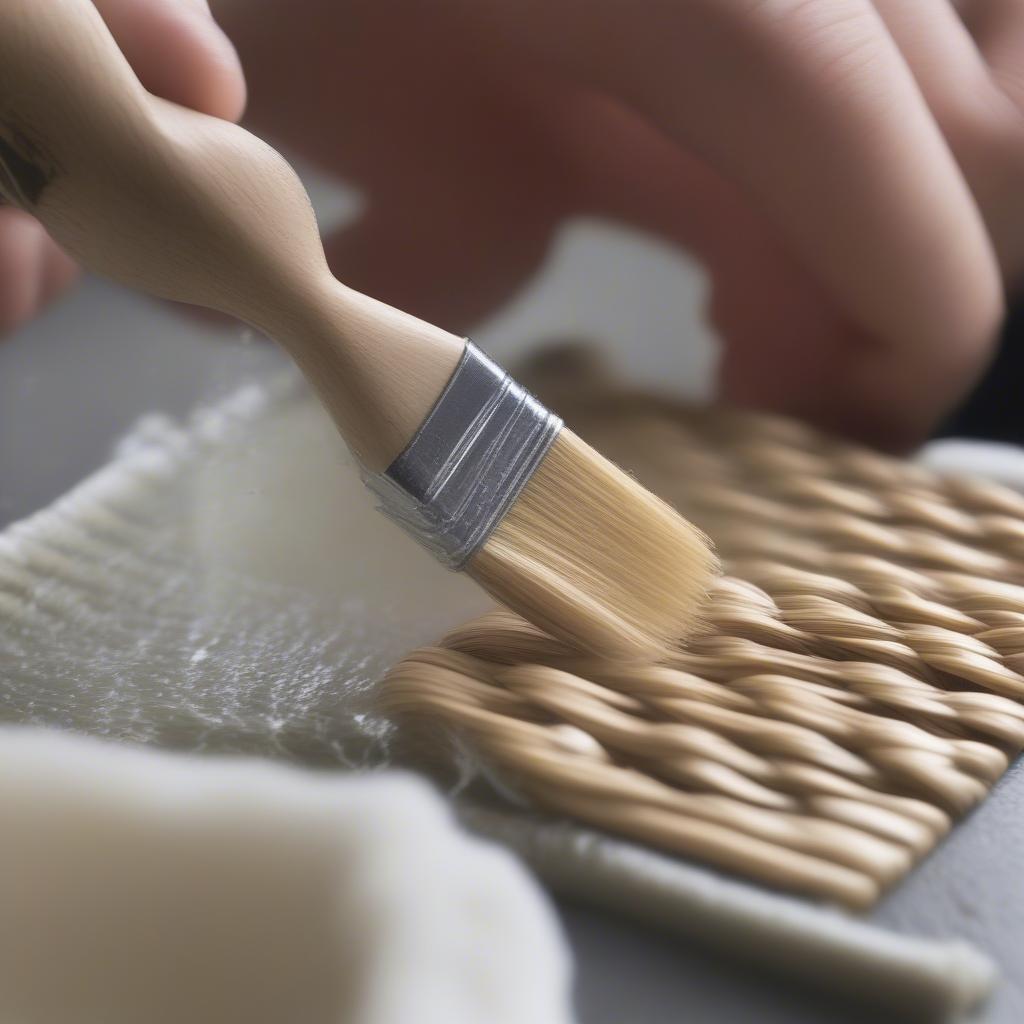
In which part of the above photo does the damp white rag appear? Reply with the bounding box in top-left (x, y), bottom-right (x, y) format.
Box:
top-left (0, 727), bottom-right (573, 1024)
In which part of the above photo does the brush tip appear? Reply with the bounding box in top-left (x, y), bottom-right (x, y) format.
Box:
top-left (469, 430), bottom-right (719, 660)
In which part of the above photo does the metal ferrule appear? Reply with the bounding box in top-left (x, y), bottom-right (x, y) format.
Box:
top-left (363, 340), bottom-right (562, 569)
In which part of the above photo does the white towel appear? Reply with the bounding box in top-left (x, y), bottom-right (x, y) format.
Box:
top-left (0, 727), bottom-right (573, 1024)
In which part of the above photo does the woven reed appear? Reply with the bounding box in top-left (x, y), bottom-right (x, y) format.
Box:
top-left (379, 346), bottom-right (1024, 909)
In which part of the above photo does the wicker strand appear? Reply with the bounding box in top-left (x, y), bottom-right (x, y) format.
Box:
top-left (378, 347), bottom-right (1024, 908)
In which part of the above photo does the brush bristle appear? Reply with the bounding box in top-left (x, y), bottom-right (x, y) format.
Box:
top-left (468, 430), bottom-right (719, 660)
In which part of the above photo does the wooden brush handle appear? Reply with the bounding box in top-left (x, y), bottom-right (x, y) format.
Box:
top-left (0, 0), bottom-right (462, 468)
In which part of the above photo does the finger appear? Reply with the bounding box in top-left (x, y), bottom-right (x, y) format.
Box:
top-left (873, 0), bottom-right (1024, 274)
top-left (967, 0), bottom-right (1024, 108)
top-left (709, 217), bottom-right (910, 447)
top-left (0, 208), bottom-right (79, 334)
top-left (870, 0), bottom-right (997, 117)
top-left (464, 0), bottom-right (1003, 438)
top-left (92, 0), bottom-right (246, 121)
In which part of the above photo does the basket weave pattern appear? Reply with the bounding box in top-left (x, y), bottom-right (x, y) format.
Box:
top-left (380, 349), bottom-right (1024, 908)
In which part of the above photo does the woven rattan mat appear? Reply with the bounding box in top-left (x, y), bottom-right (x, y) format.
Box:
top-left (381, 346), bottom-right (1024, 909)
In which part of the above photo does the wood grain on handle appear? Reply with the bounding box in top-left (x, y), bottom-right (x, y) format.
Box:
top-left (0, 0), bottom-right (463, 468)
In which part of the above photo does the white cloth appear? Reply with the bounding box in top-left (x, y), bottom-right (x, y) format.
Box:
top-left (0, 727), bottom-right (572, 1024)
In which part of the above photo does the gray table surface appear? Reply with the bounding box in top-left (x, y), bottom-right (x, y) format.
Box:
top-left (2, 240), bottom-right (1021, 1023)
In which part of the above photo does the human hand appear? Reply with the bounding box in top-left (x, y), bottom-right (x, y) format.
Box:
top-left (0, 0), bottom-right (245, 334)
top-left (217, 0), bottom-right (1024, 450)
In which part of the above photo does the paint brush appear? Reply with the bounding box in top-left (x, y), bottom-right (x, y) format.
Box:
top-left (0, 0), bottom-right (718, 658)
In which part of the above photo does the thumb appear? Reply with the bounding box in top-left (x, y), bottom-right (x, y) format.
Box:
top-left (92, 0), bottom-right (246, 121)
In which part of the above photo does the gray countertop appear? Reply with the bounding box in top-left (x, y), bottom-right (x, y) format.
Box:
top-left (2, 227), bottom-right (1020, 1023)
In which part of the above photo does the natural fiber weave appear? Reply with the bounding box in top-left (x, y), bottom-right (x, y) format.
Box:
top-left (380, 346), bottom-right (1024, 909)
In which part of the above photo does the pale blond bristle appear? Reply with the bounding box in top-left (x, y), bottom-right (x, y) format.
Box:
top-left (469, 430), bottom-right (719, 660)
